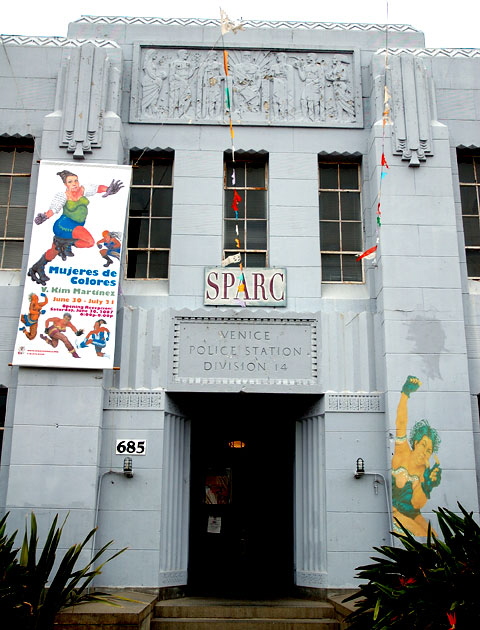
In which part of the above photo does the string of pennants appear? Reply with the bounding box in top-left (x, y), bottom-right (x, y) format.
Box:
top-left (356, 18), bottom-right (391, 265)
top-left (221, 9), bottom-right (391, 276)
top-left (220, 10), bottom-right (248, 306)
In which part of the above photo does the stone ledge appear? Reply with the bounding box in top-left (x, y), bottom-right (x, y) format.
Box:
top-left (328, 591), bottom-right (362, 629)
top-left (54, 590), bottom-right (157, 630)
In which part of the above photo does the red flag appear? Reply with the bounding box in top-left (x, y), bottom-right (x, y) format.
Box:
top-left (381, 153), bottom-right (389, 168)
top-left (356, 245), bottom-right (377, 261)
top-left (231, 190), bottom-right (242, 212)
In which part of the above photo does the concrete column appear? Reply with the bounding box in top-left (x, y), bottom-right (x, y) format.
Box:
top-left (158, 412), bottom-right (191, 587)
top-left (294, 413), bottom-right (327, 588)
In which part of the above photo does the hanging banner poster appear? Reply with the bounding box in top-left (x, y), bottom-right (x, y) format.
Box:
top-left (12, 161), bottom-right (132, 369)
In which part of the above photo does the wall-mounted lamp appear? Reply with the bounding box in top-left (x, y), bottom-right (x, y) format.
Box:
top-left (123, 457), bottom-right (133, 478)
top-left (354, 457), bottom-right (365, 479)
top-left (228, 440), bottom-right (246, 449)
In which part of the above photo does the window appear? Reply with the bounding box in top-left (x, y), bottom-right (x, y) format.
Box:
top-left (0, 139), bottom-right (33, 269)
top-left (319, 161), bottom-right (363, 282)
top-left (127, 151), bottom-right (174, 279)
top-left (458, 153), bottom-right (480, 278)
top-left (224, 154), bottom-right (268, 267)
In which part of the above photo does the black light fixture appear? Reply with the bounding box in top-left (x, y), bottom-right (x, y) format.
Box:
top-left (355, 457), bottom-right (365, 478)
top-left (123, 457), bottom-right (133, 478)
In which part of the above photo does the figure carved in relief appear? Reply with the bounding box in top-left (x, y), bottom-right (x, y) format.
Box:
top-left (295, 53), bottom-right (325, 121)
top-left (325, 56), bottom-right (355, 122)
top-left (268, 52), bottom-right (294, 121)
top-left (392, 376), bottom-right (442, 537)
top-left (141, 50), bottom-right (168, 116)
top-left (232, 51), bottom-right (261, 114)
top-left (168, 49), bottom-right (195, 118)
top-left (199, 53), bottom-right (224, 119)
top-left (28, 170), bottom-right (123, 285)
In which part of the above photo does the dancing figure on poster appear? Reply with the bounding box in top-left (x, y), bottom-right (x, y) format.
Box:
top-left (19, 292), bottom-right (48, 340)
top-left (392, 376), bottom-right (442, 537)
top-left (28, 170), bottom-right (124, 285)
top-left (78, 319), bottom-right (110, 357)
top-left (97, 230), bottom-right (121, 267)
top-left (40, 312), bottom-right (84, 359)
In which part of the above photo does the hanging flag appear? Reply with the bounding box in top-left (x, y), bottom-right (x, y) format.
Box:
top-left (220, 9), bottom-right (244, 35)
top-left (356, 245), bottom-right (378, 261)
top-left (381, 153), bottom-right (389, 168)
top-left (223, 50), bottom-right (229, 75)
top-left (221, 253), bottom-right (242, 267)
top-left (231, 190), bottom-right (242, 212)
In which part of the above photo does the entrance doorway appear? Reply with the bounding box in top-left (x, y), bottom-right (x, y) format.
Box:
top-left (186, 394), bottom-right (296, 598)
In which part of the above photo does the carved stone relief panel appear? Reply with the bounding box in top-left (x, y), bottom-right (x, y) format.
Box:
top-left (130, 47), bottom-right (363, 127)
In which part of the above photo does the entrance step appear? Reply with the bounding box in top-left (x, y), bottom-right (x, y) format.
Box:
top-left (151, 598), bottom-right (340, 630)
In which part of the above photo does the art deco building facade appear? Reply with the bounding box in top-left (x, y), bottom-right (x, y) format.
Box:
top-left (0, 15), bottom-right (479, 595)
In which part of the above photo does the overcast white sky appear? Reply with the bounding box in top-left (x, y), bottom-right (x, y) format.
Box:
top-left (1, 0), bottom-right (478, 49)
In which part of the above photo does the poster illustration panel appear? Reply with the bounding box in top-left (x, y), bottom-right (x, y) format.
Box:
top-left (13, 161), bottom-right (132, 369)
top-left (392, 376), bottom-right (442, 536)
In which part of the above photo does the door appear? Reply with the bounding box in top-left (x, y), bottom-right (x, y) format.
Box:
top-left (187, 394), bottom-right (295, 598)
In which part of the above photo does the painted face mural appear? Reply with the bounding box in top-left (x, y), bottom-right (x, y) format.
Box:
top-left (391, 376), bottom-right (442, 537)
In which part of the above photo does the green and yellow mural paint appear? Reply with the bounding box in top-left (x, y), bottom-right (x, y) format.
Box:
top-left (392, 376), bottom-right (442, 536)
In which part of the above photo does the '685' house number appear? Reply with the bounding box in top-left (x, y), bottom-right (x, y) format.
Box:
top-left (115, 439), bottom-right (146, 455)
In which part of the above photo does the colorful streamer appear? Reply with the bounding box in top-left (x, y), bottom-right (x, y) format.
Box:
top-left (358, 4), bottom-right (391, 267)
top-left (220, 9), bottom-right (247, 306)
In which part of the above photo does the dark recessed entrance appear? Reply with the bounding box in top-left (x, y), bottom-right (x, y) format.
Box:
top-left (186, 393), bottom-right (296, 598)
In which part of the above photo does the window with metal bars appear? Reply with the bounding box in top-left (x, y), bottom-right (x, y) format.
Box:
top-left (223, 154), bottom-right (268, 267)
top-left (0, 140), bottom-right (33, 270)
top-left (127, 151), bottom-right (174, 279)
top-left (319, 161), bottom-right (363, 282)
top-left (458, 153), bottom-right (480, 279)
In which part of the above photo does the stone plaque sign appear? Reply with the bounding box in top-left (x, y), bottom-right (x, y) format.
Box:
top-left (131, 46), bottom-right (362, 128)
top-left (171, 317), bottom-right (318, 387)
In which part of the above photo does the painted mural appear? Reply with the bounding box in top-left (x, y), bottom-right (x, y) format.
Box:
top-left (12, 161), bottom-right (132, 369)
top-left (392, 376), bottom-right (442, 536)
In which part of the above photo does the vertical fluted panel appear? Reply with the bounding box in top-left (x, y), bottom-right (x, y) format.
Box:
top-left (159, 413), bottom-right (191, 586)
top-left (295, 414), bottom-right (327, 587)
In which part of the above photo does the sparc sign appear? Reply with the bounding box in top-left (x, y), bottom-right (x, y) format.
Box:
top-left (204, 267), bottom-right (286, 306)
